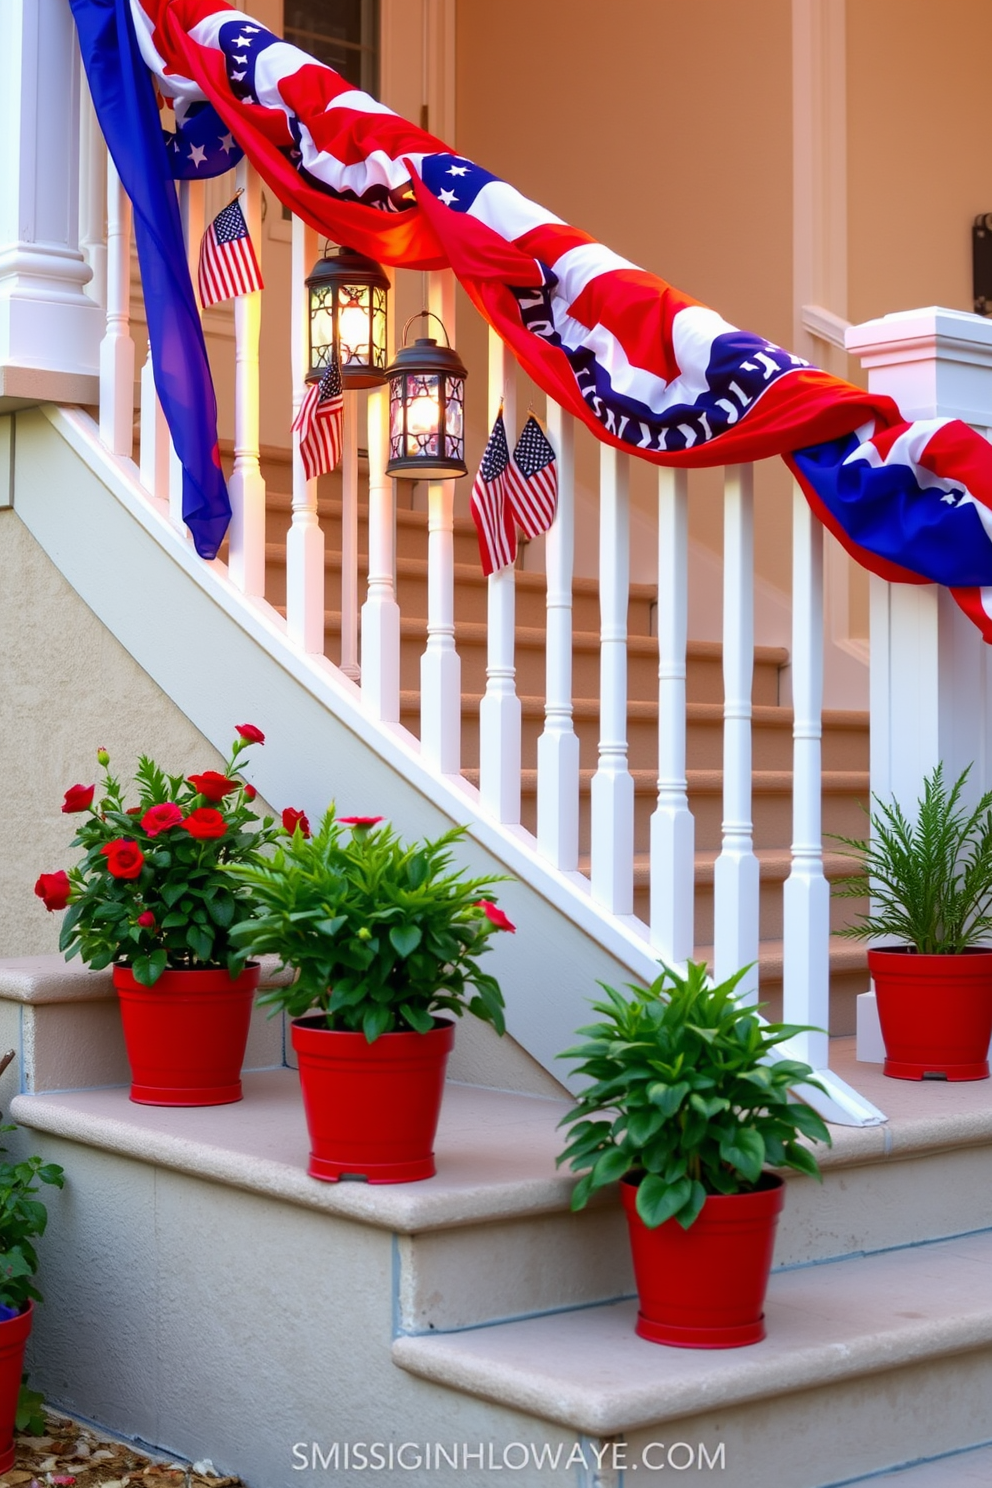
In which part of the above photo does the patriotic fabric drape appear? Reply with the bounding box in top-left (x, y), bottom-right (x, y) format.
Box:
top-left (72, 0), bottom-right (992, 639)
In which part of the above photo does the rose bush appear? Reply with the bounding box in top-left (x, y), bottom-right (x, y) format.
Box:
top-left (37, 728), bottom-right (283, 986)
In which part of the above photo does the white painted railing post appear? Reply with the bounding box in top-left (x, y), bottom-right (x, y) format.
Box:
top-left (537, 403), bottom-right (580, 869)
top-left (783, 480), bottom-right (830, 1066)
top-left (420, 268), bottom-right (461, 771)
top-left (847, 309), bottom-right (992, 811)
top-left (650, 466), bottom-right (695, 966)
top-left (339, 389), bottom-right (361, 679)
top-left (99, 158), bottom-right (134, 458)
top-left (139, 342), bottom-right (170, 500)
top-left (228, 160), bottom-right (266, 597)
top-left (591, 445), bottom-right (634, 914)
top-left (362, 266), bottom-right (401, 718)
top-left (168, 181), bottom-right (206, 532)
top-left (714, 463), bottom-right (760, 999)
top-left (479, 327), bottom-right (521, 822)
top-left (78, 85), bottom-right (107, 309)
top-left (287, 216), bottom-right (326, 653)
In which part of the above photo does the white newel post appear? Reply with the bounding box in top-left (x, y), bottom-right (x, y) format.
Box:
top-left (0, 0), bottom-right (102, 402)
top-left (847, 307), bottom-right (992, 1059)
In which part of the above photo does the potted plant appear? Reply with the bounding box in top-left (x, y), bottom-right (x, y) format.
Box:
top-left (227, 810), bottom-right (514, 1184)
top-left (0, 1109), bottom-right (64, 1471)
top-left (832, 763), bottom-right (992, 1080)
top-left (557, 961), bottom-right (831, 1348)
top-left (35, 725), bottom-right (285, 1106)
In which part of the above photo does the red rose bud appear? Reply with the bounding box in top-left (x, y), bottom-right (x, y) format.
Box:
top-left (140, 803), bottom-right (183, 837)
top-left (475, 900), bottom-right (516, 932)
top-left (100, 840), bottom-right (145, 880)
top-left (282, 807), bottom-right (311, 838)
top-left (338, 816), bottom-right (384, 829)
top-left (125, 806), bottom-right (141, 816)
top-left (243, 783), bottom-right (257, 801)
top-left (235, 724), bottom-right (265, 745)
top-left (187, 771), bottom-right (238, 803)
top-left (62, 783), bottom-right (95, 814)
top-left (136, 911), bottom-right (156, 929)
top-left (182, 808), bottom-right (227, 841)
top-left (34, 871), bottom-right (71, 912)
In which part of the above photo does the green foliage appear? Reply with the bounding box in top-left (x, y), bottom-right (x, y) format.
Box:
top-left (0, 1125), bottom-right (64, 1311)
top-left (16, 1377), bottom-right (45, 1435)
top-left (226, 810), bottom-right (513, 1041)
top-left (557, 961), bottom-right (831, 1230)
top-left (54, 733), bottom-right (278, 986)
top-left (832, 763), bottom-right (992, 954)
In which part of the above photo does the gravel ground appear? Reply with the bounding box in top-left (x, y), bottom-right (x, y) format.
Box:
top-left (0, 1413), bottom-right (244, 1488)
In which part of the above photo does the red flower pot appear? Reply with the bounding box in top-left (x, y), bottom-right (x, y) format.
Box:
top-left (290, 1016), bottom-right (455, 1184)
top-left (0, 1303), bottom-right (32, 1472)
top-left (869, 947), bottom-right (992, 1081)
top-left (113, 964), bottom-right (260, 1106)
top-left (620, 1173), bottom-right (785, 1348)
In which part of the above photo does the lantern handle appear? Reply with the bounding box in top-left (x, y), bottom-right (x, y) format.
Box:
top-left (400, 310), bottom-right (452, 348)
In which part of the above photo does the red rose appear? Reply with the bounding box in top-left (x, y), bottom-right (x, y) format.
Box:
top-left (141, 803), bottom-right (183, 837)
top-left (236, 724), bottom-right (265, 745)
top-left (182, 808), bottom-right (227, 840)
top-left (475, 900), bottom-right (516, 933)
top-left (243, 783), bottom-right (257, 802)
top-left (137, 911), bottom-right (156, 929)
top-left (188, 772), bottom-right (238, 803)
top-left (35, 871), bottom-right (71, 912)
top-left (100, 840), bottom-right (145, 880)
top-left (62, 783), bottom-right (95, 814)
top-left (338, 816), bottom-right (384, 829)
top-left (282, 807), bottom-right (311, 838)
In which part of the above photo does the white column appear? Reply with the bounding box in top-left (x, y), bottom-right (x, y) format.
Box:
top-left (650, 466), bottom-right (695, 965)
top-left (339, 389), bottom-right (361, 679)
top-left (479, 328), bottom-right (521, 822)
top-left (537, 402), bottom-right (580, 869)
top-left (591, 444), bottom-right (634, 914)
top-left (99, 159), bottom-right (134, 458)
top-left (420, 268), bottom-right (461, 771)
top-left (847, 307), bottom-right (992, 811)
top-left (714, 464), bottom-right (760, 999)
top-left (0, 1), bottom-right (102, 385)
top-left (287, 216), bottom-right (325, 653)
top-left (783, 481), bottom-right (830, 1067)
top-left (361, 269), bottom-right (401, 719)
top-left (228, 163), bottom-right (266, 597)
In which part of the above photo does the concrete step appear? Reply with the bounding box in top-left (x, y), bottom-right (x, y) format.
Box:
top-left (844, 1443), bottom-right (992, 1486)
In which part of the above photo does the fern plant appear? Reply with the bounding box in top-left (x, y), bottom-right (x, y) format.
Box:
top-left (557, 961), bottom-right (831, 1231)
top-left (832, 764), bottom-right (992, 954)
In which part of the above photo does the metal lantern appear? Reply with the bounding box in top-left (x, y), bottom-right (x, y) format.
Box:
top-left (305, 245), bottom-right (389, 387)
top-left (385, 313), bottom-right (468, 480)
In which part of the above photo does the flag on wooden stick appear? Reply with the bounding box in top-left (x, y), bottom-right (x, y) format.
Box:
top-left (507, 414), bottom-right (558, 537)
top-left (197, 195), bottom-right (263, 309)
top-left (293, 357), bottom-right (344, 480)
top-left (470, 412), bottom-right (517, 575)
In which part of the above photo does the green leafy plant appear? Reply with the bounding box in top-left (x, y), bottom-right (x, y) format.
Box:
top-left (35, 726), bottom-right (286, 986)
top-left (557, 961), bottom-right (831, 1230)
top-left (15, 1376), bottom-right (45, 1435)
top-left (0, 1128), bottom-right (64, 1313)
top-left (832, 763), bottom-right (992, 954)
top-left (226, 810), bottom-right (514, 1042)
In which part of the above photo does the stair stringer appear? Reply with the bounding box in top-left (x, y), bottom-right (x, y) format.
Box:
top-left (16, 405), bottom-right (884, 1124)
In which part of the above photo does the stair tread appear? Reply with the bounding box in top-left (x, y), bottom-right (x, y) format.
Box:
top-left (404, 691), bottom-right (869, 729)
top-left (461, 766), bottom-right (869, 793)
top-left (391, 1227), bottom-right (992, 1437)
top-left (586, 848), bottom-right (863, 886)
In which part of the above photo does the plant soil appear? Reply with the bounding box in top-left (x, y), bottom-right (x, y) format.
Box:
top-left (0, 1412), bottom-right (244, 1488)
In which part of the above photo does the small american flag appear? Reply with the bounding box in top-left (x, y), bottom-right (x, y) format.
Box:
top-left (507, 415), bottom-right (558, 537)
top-left (197, 195), bottom-right (263, 309)
top-left (293, 356), bottom-right (344, 481)
top-left (470, 412), bottom-right (517, 575)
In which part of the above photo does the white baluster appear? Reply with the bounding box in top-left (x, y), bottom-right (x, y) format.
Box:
top-left (228, 161), bottom-right (266, 596)
top-left (339, 389), bottom-right (360, 678)
top-left (99, 158), bottom-right (133, 457)
top-left (362, 266), bottom-right (401, 718)
top-left (591, 445), bottom-right (634, 914)
top-left (714, 463), bottom-right (760, 1000)
top-left (783, 479), bottom-right (830, 1066)
top-left (479, 328), bottom-right (521, 822)
top-left (139, 341), bottom-right (169, 500)
top-left (168, 181), bottom-right (206, 532)
top-left (78, 85), bottom-right (107, 308)
top-left (537, 402), bottom-right (580, 869)
top-left (287, 216), bottom-right (325, 652)
top-left (420, 269), bottom-right (461, 771)
top-left (650, 466), bottom-right (695, 965)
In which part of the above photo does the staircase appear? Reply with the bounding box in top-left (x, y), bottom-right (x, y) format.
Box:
top-left (252, 444), bottom-right (870, 1035)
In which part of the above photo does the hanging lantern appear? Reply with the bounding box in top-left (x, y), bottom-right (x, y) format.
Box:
top-left (305, 245), bottom-right (389, 388)
top-left (385, 313), bottom-right (468, 480)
